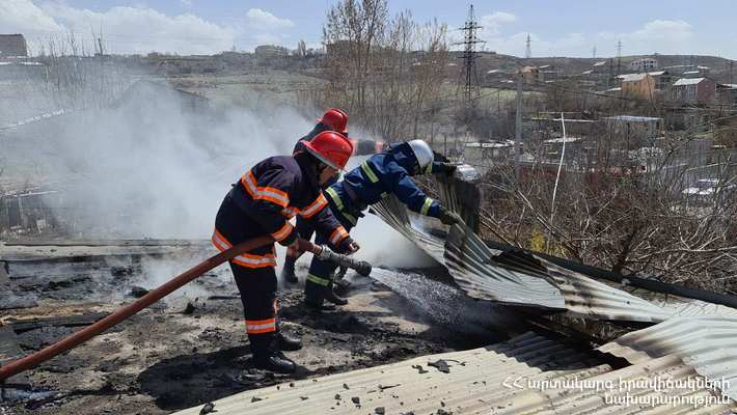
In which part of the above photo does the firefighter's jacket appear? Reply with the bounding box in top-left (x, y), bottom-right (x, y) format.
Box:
top-left (326, 142), bottom-right (445, 225)
top-left (222, 153), bottom-right (350, 251)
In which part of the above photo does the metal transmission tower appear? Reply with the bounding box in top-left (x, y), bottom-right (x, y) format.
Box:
top-left (616, 40), bottom-right (622, 75)
top-left (525, 34), bottom-right (532, 59)
top-left (456, 4), bottom-right (484, 108)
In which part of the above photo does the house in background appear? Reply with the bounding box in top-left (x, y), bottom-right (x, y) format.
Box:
top-left (669, 78), bottom-right (717, 104)
top-left (254, 45), bottom-right (289, 57)
top-left (520, 65), bottom-right (541, 83)
top-left (618, 73), bottom-right (655, 100)
top-left (717, 84), bottom-right (737, 105)
top-left (629, 57), bottom-right (658, 72)
top-left (0, 34), bottom-right (28, 59)
top-left (647, 70), bottom-right (674, 90)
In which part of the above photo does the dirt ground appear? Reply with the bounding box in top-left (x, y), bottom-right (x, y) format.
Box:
top-left (0, 251), bottom-right (505, 415)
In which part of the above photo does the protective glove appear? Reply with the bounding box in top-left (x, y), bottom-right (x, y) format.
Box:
top-left (338, 236), bottom-right (361, 255)
top-left (436, 162), bottom-right (458, 176)
top-left (437, 206), bottom-right (463, 226)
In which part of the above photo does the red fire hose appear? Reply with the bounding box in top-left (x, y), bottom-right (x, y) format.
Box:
top-left (0, 237), bottom-right (371, 382)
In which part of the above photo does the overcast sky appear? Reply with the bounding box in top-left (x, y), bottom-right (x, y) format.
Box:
top-left (2, 0), bottom-right (735, 59)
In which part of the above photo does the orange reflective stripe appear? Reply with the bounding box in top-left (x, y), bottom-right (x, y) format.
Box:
top-left (300, 193), bottom-right (328, 219)
top-left (271, 222), bottom-right (294, 242)
top-left (281, 206), bottom-right (300, 218)
top-left (214, 229), bottom-right (276, 268)
top-left (211, 229), bottom-right (232, 251)
top-left (232, 252), bottom-right (277, 268)
top-left (240, 170), bottom-right (289, 208)
top-left (241, 170), bottom-right (259, 198)
top-left (245, 318), bottom-right (276, 334)
top-left (329, 226), bottom-right (349, 246)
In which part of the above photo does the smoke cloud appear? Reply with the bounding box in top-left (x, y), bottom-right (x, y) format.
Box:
top-left (7, 80), bottom-right (434, 277)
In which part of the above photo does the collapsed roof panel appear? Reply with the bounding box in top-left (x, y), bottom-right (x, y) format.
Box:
top-left (373, 168), bottom-right (714, 323)
top-left (172, 332), bottom-right (736, 415)
top-left (373, 190), bottom-right (671, 322)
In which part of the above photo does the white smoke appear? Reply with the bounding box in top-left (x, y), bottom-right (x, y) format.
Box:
top-left (16, 82), bottom-right (314, 239)
top-left (7, 79), bottom-right (433, 291)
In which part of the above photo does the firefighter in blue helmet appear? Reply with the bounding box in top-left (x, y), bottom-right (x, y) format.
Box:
top-left (301, 139), bottom-right (462, 310)
top-left (212, 131), bottom-right (360, 373)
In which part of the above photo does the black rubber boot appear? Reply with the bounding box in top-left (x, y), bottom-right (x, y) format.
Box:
top-left (324, 288), bottom-right (348, 306)
top-left (251, 334), bottom-right (296, 373)
top-left (304, 278), bottom-right (334, 311)
top-left (253, 351), bottom-right (297, 373)
top-left (333, 279), bottom-right (352, 297)
top-left (276, 331), bottom-right (303, 351)
top-left (281, 257), bottom-right (299, 284)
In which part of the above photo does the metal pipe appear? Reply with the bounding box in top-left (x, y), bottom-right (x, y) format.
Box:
top-left (298, 240), bottom-right (372, 276)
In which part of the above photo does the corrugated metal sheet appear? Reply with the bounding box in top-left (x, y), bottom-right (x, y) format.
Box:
top-left (374, 189), bottom-right (672, 322)
top-left (599, 315), bottom-right (737, 401)
top-left (172, 332), bottom-right (736, 415)
top-left (444, 222), bottom-right (566, 310)
top-left (372, 170), bottom-right (737, 323)
top-left (534, 257), bottom-right (672, 322)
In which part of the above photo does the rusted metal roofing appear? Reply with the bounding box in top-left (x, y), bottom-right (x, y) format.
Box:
top-left (599, 315), bottom-right (737, 401)
top-left (173, 332), bottom-right (736, 415)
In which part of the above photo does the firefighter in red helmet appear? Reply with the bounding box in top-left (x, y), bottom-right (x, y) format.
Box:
top-left (212, 131), bottom-right (359, 373)
top-left (282, 109), bottom-right (350, 283)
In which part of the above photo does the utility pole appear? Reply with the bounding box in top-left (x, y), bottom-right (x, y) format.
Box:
top-left (616, 40), bottom-right (622, 76)
top-left (525, 34), bottom-right (532, 59)
top-left (457, 5), bottom-right (484, 109)
top-left (514, 70), bottom-right (523, 184)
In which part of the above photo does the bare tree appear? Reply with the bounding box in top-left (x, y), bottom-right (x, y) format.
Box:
top-left (318, 1), bottom-right (449, 141)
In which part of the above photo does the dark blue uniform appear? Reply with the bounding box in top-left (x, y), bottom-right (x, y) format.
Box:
top-left (213, 152), bottom-right (350, 351)
top-left (304, 142), bottom-right (446, 299)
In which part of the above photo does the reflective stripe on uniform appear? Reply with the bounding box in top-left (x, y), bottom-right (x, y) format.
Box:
top-left (271, 221), bottom-right (294, 242)
top-left (342, 212), bottom-right (357, 226)
top-left (329, 226), bottom-right (349, 246)
top-left (325, 187), bottom-right (343, 210)
top-left (307, 273), bottom-right (331, 286)
top-left (420, 197), bottom-right (434, 216)
top-left (360, 162), bottom-right (379, 183)
top-left (241, 170), bottom-right (290, 208)
top-left (212, 229), bottom-right (232, 251)
top-left (281, 206), bottom-right (300, 218)
top-left (245, 317), bottom-right (276, 334)
top-left (212, 228), bottom-right (277, 269)
top-left (425, 161), bottom-right (433, 174)
top-left (232, 253), bottom-right (277, 269)
top-left (325, 187), bottom-right (357, 226)
top-left (300, 193), bottom-right (328, 218)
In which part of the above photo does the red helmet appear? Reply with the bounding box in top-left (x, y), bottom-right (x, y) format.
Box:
top-left (303, 131), bottom-right (354, 170)
top-left (317, 108), bottom-right (348, 134)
